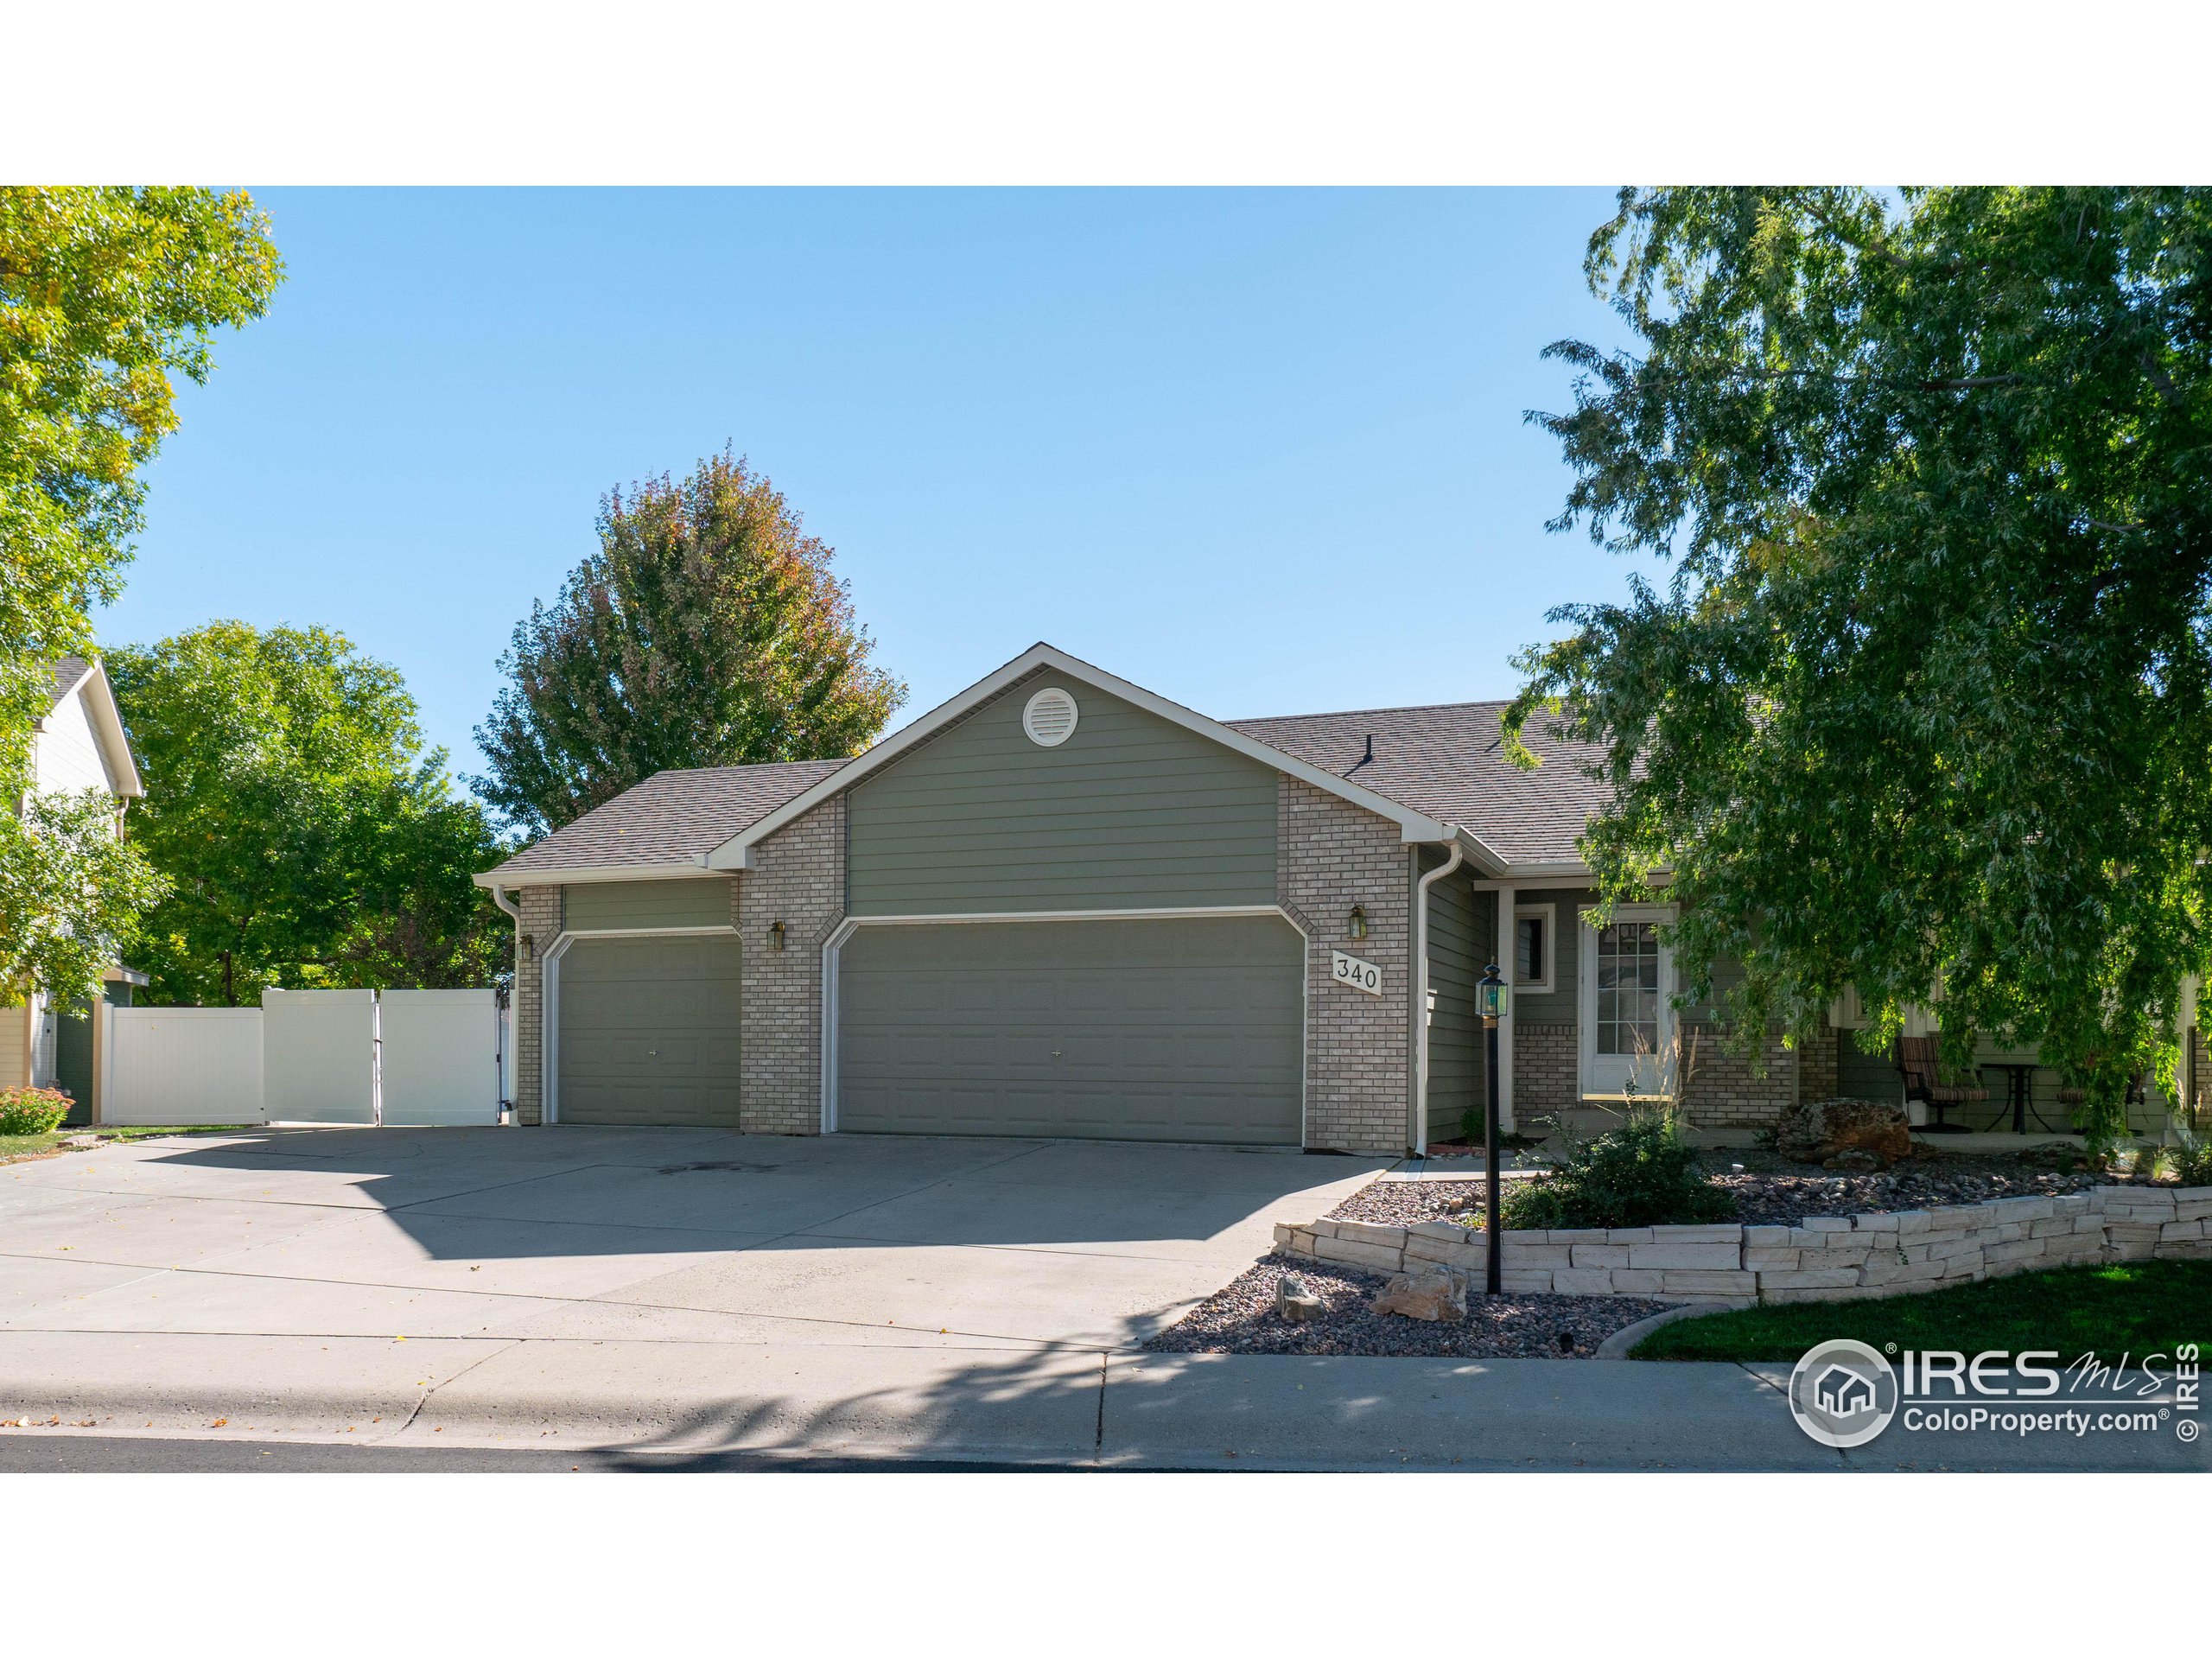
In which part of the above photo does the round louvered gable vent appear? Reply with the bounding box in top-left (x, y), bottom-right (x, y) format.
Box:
top-left (1022, 686), bottom-right (1079, 747)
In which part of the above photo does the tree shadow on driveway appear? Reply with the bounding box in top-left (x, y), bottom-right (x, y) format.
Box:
top-left (75, 1125), bottom-right (1385, 1264)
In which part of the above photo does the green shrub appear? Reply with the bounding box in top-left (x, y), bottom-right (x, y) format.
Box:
top-left (1498, 1107), bottom-right (1735, 1230)
top-left (2163, 1128), bottom-right (2212, 1188)
top-left (0, 1087), bottom-right (73, 1136)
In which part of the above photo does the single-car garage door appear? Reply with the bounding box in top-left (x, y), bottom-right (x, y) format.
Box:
top-left (556, 934), bottom-right (742, 1126)
top-left (835, 914), bottom-right (1302, 1143)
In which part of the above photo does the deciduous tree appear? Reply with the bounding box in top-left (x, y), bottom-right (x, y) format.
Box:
top-left (472, 452), bottom-right (906, 837)
top-left (0, 187), bottom-right (281, 785)
top-left (1506, 188), bottom-right (2212, 1149)
top-left (109, 623), bottom-right (507, 1004)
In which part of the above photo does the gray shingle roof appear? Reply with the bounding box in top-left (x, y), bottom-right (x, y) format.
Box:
top-left (486, 759), bottom-right (847, 878)
top-left (482, 696), bottom-right (1611, 880)
top-left (1226, 700), bottom-right (1609, 866)
top-left (46, 656), bottom-right (92, 709)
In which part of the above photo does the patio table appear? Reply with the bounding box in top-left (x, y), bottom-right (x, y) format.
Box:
top-left (1980, 1060), bottom-right (2038, 1135)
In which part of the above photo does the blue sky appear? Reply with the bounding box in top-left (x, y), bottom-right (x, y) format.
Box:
top-left (105, 188), bottom-right (1647, 790)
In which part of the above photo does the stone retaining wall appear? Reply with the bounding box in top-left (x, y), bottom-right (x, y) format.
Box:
top-left (1272, 1184), bottom-right (2212, 1304)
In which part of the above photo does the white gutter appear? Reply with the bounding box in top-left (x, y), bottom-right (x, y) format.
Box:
top-left (486, 883), bottom-right (524, 983)
top-left (1411, 835), bottom-right (1466, 1157)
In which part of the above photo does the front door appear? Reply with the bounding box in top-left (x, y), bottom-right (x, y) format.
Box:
top-left (1578, 906), bottom-right (1675, 1100)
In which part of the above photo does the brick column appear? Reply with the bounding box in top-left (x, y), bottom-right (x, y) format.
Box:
top-left (1277, 775), bottom-right (1413, 1154)
top-left (739, 796), bottom-right (846, 1135)
top-left (512, 885), bottom-right (562, 1125)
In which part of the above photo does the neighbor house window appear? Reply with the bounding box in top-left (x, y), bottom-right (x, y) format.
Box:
top-left (1514, 903), bottom-right (1555, 995)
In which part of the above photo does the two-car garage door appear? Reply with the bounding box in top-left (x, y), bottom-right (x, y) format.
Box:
top-left (834, 914), bottom-right (1304, 1144)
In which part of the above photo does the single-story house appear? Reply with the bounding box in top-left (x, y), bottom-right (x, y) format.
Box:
top-left (1, 656), bottom-right (149, 1120)
top-left (475, 643), bottom-right (2192, 1154)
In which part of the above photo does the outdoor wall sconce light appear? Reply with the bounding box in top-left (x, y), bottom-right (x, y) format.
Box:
top-left (768, 919), bottom-right (787, 953)
top-left (1348, 904), bottom-right (1368, 941)
top-left (521, 933), bottom-right (535, 961)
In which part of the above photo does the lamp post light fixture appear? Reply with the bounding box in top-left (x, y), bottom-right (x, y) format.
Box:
top-left (767, 919), bottom-right (787, 953)
top-left (1348, 904), bottom-right (1368, 942)
top-left (1477, 961), bottom-right (1506, 1296)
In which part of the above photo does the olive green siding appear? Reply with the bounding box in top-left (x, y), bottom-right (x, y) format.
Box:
top-left (1838, 1031), bottom-right (1899, 1102)
top-left (1682, 953), bottom-right (1748, 1026)
top-left (1510, 887), bottom-right (1590, 1024)
top-left (563, 878), bottom-right (736, 933)
top-left (1421, 849), bottom-right (1487, 1141)
top-left (846, 678), bottom-right (1279, 915)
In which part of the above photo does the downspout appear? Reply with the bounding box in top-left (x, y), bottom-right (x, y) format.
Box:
top-left (1412, 836), bottom-right (1466, 1157)
top-left (487, 885), bottom-right (523, 1124)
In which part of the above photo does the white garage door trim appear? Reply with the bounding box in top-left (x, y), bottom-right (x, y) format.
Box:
top-left (541, 925), bottom-right (737, 1125)
top-left (819, 906), bottom-right (1310, 1140)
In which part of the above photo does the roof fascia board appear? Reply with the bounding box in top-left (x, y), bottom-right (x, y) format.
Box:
top-left (707, 643), bottom-right (1450, 868)
top-left (73, 661), bottom-right (144, 798)
top-left (1446, 827), bottom-right (1513, 880)
top-left (474, 860), bottom-right (722, 889)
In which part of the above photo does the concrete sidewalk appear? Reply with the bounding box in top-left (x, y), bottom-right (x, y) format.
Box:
top-left (2, 1330), bottom-right (2201, 1470)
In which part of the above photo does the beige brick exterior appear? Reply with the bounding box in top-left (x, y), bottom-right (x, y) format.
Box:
top-left (1678, 1020), bottom-right (1801, 1128)
top-left (1277, 775), bottom-right (1413, 1154)
top-left (1510, 1017), bottom-right (1811, 1134)
top-left (738, 795), bottom-right (846, 1135)
top-left (1513, 1022), bottom-right (1580, 1123)
top-left (512, 885), bottom-right (562, 1125)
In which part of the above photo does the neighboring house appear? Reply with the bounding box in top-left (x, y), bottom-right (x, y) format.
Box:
top-left (474, 642), bottom-right (2189, 1154)
top-left (1, 657), bottom-right (149, 1119)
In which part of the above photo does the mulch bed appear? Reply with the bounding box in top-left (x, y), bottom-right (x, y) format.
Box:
top-left (1324, 1152), bottom-right (2108, 1233)
top-left (1145, 1253), bottom-right (1672, 1358)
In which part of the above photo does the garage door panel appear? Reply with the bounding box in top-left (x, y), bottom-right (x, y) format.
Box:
top-left (837, 915), bottom-right (1301, 1144)
top-left (557, 934), bottom-right (742, 1128)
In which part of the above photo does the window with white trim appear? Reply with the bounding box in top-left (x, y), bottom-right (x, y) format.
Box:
top-left (1513, 903), bottom-right (1554, 995)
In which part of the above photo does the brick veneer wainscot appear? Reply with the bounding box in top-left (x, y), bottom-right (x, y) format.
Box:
top-left (738, 795), bottom-right (846, 1135)
top-left (1277, 774), bottom-right (1413, 1155)
top-left (510, 885), bottom-right (563, 1124)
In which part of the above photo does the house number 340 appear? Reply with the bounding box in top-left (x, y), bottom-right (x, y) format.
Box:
top-left (1331, 950), bottom-right (1382, 996)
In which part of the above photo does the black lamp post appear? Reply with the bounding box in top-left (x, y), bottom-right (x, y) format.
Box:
top-left (1477, 960), bottom-right (1506, 1296)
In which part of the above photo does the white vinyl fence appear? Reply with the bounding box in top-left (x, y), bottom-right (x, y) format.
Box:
top-left (263, 988), bottom-right (377, 1123)
top-left (99, 988), bottom-right (505, 1128)
top-left (106, 1007), bottom-right (265, 1126)
top-left (379, 990), bottom-right (500, 1126)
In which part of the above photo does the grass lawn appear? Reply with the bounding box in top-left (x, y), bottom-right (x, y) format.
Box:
top-left (1632, 1260), bottom-right (2212, 1365)
top-left (0, 1124), bottom-right (259, 1166)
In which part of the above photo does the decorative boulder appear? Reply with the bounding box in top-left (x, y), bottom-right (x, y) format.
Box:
top-left (1370, 1268), bottom-right (1468, 1323)
top-left (1275, 1274), bottom-right (1325, 1323)
top-left (1775, 1097), bottom-right (1912, 1169)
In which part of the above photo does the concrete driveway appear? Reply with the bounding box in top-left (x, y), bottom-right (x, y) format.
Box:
top-left (0, 1127), bottom-right (1382, 1345)
top-left (0, 1126), bottom-right (1390, 1459)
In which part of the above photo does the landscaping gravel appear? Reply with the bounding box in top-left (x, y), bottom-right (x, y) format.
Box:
top-left (1709, 1160), bottom-right (2103, 1226)
top-left (1146, 1253), bottom-right (1672, 1358)
top-left (1323, 1153), bottom-right (2109, 1233)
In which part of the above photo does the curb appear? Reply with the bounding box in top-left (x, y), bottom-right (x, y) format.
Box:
top-left (1595, 1298), bottom-right (1752, 1360)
